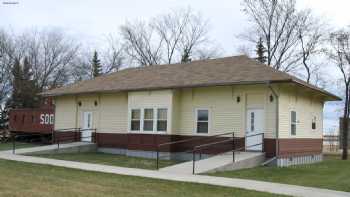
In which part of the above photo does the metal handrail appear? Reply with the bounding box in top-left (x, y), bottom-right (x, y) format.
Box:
top-left (54, 128), bottom-right (97, 150)
top-left (158, 132), bottom-right (235, 148)
top-left (156, 131), bottom-right (235, 170)
top-left (191, 132), bottom-right (265, 174)
top-left (11, 132), bottom-right (49, 154)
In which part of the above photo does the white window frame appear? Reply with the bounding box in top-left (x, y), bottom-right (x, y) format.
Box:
top-left (156, 108), bottom-right (168, 132)
top-left (195, 108), bottom-right (210, 135)
top-left (129, 107), bottom-right (169, 133)
top-left (143, 108), bottom-right (155, 132)
top-left (130, 109), bottom-right (141, 132)
top-left (290, 110), bottom-right (297, 136)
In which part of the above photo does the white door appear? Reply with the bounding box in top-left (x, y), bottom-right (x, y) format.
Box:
top-left (246, 109), bottom-right (264, 151)
top-left (82, 112), bottom-right (93, 142)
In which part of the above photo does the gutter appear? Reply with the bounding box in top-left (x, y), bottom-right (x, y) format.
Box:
top-left (267, 82), bottom-right (279, 158)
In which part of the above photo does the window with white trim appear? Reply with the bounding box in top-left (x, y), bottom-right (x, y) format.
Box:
top-left (196, 109), bottom-right (209, 134)
top-left (157, 108), bottom-right (167, 132)
top-left (143, 108), bottom-right (154, 131)
top-left (131, 109), bottom-right (141, 131)
top-left (291, 111), bottom-right (296, 136)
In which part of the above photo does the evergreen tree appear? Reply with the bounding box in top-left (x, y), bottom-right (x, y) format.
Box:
top-left (91, 51), bottom-right (102, 78)
top-left (181, 49), bottom-right (192, 63)
top-left (21, 57), bottom-right (39, 108)
top-left (255, 37), bottom-right (267, 64)
top-left (0, 106), bottom-right (9, 130)
top-left (7, 57), bottom-right (39, 109)
top-left (10, 58), bottom-right (23, 108)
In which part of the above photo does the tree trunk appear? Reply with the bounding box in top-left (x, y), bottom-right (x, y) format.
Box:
top-left (342, 85), bottom-right (349, 160)
top-left (343, 119), bottom-right (349, 160)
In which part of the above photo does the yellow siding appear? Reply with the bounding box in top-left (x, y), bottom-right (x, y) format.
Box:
top-left (128, 90), bottom-right (173, 133)
top-left (76, 94), bottom-right (99, 132)
top-left (98, 93), bottom-right (128, 133)
top-left (53, 84), bottom-right (323, 140)
top-left (278, 86), bottom-right (323, 139)
top-left (173, 85), bottom-right (276, 138)
top-left (54, 96), bottom-right (77, 130)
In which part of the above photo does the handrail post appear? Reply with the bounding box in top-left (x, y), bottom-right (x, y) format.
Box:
top-left (12, 133), bottom-right (16, 154)
top-left (232, 132), bottom-right (235, 162)
top-left (57, 135), bottom-right (60, 150)
top-left (262, 133), bottom-right (265, 152)
top-left (51, 129), bottom-right (54, 144)
top-left (156, 146), bottom-right (159, 170)
top-left (192, 148), bottom-right (196, 174)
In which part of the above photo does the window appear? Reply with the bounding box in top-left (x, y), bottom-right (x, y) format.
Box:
top-left (291, 111), bottom-right (296, 136)
top-left (312, 116), bottom-right (316, 130)
top-left (196, 109), bottom-right (209, 134)
top-left (143, 108), bottom-right (154, 131)
top-left (157, 108), bottom-right (167, 132)
top-left (131, 109), bottom-right (141, 131)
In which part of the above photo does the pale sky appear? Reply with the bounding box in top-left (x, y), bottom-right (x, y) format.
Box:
top-left (2, 0), bottom-right (349, 133)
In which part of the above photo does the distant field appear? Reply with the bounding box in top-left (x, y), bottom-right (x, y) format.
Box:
top-left (0, 159), bottom-right (287, 197)
top-left (209, 156), bottom-right (350, 192)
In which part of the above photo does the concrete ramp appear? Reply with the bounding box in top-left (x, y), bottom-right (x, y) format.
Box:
top-left (160, 151), bottom-right (265, 174)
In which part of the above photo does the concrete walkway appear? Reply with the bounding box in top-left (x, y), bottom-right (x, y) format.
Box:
top-left (160, 151), bottom-right (264, 174)
top-left (0, 150), bottom-right (349, 196)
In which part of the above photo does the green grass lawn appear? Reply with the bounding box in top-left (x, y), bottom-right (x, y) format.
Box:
top-left (209, 156), bottom-right (350, 192)
top-left (0, 142), bottom-right (37, 151)
top-left (33, 152), bottom-right (178, 170)
top-left (0, 159), bottom-right (287, 197)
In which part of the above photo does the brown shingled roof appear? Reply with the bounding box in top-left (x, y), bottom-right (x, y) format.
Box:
top-left (41, 55), bottom-right (340, 101)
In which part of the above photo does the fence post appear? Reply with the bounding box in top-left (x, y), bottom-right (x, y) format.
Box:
top-left (12, 133), bottom-right (16, 154)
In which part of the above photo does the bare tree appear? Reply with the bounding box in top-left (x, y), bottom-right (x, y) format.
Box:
top-left (241, 0), bottom-right (302, 71)
top-left (103, 35), bottom-right (124, 73)
top-left (22, 29), bottom-right (80, 90)
top-left (121, 21), bottom-right (163, 66)
top-left (120, 8), bottom-right (219, 66)
top-left (152, 8), bottom-right (191, 64)
top-left (0, 30), bottom-right (13, 112)
top-left (297, 10), bottom-right (325, 83)
top-left (328, 29), bottom-right (350, 160)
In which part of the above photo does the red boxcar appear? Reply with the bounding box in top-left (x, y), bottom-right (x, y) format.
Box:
top-left (9, 97), bottom-right (54, 134)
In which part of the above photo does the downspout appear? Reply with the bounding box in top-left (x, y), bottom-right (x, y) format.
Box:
top-left (267, 82), bottom-right (279, 159)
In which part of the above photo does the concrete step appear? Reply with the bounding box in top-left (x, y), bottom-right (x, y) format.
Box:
top-left (160, 151), bottom-right (265, 174)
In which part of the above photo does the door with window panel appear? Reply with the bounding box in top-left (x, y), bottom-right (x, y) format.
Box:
top-left (246, 109), bottom-right (264, 151)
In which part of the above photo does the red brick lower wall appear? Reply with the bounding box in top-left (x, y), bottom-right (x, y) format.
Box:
top-left (277, 138), bottom-right (323, 157)
top-left (53, 131), bottom-right (82, 143)
top-left (96, 133), bottom-right (276, 156)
